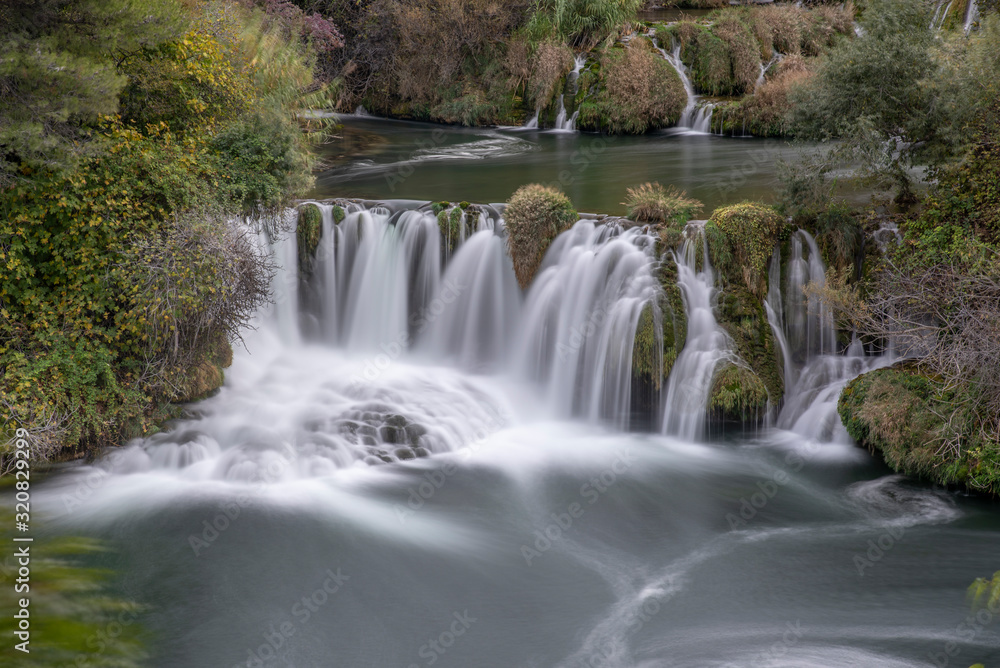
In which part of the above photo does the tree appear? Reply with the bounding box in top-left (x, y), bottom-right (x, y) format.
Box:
top-left (0, 0), bottom-right (185, 185)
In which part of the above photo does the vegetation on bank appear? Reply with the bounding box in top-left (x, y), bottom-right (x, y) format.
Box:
top-left (1, 0), bottom-right (334, 468)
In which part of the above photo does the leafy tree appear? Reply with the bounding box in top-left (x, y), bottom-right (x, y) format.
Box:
top-left (0, 0), bottom-right (185, 185)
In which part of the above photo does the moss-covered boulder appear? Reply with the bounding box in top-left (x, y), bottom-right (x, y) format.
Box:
top-left (708, 363), bottom-right (770, 424)
top-left (577, 38), bottom-right (687, 134)
top-left (839, 366), bottom-right (1000, 496)
top-left (706, 202), bottom-right (786, 298)
top-left (504, 185), bottom-right (578, 288)
top-left (296, 203), bottom-right (323, 277)
top-left (171, 332), bottom-right (233, 403)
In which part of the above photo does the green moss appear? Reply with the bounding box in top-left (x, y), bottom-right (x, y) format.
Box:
top-left (839, 367), bottom-right (1000, 496)
top-left (296, 203), bottom-right (323, 276)
top-left (656, 233), bottom-right (687, 379)
top-left (709, 363), bottom-right (770, 423)
top-left (437, 205), bottom-right (463, 254)
top-left (708, 202), bottom-right (785, 298)
top-left (718, 285), bottom-right (783, 403)
top-left (332, 204), bottom-right (345, 224)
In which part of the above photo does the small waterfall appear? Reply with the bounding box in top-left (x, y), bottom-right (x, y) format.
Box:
top-left (765, 248), bottom-right (795, 396)
top-left (524, 108), bottom-right (540, 130)
top-left (785, 230), bottom-right (837, 362)
top-left (516, 221), bottom-right (660, 428)
top-left (570, 54), bottom-right (586, 93)
top-left (656, 42), bottom-right (710, 135)
top-left (420, 230), bottom-right (521, 371)
top-left (262, 210), bottom-right (300, 345)
top-left (662, 224), bottom-right (732, 440)
top-left (930, 0), bottom-right (954, 30)
top-left (553, 96), bottom-right (579, 132)
top-left (755, 55), bottom-right (782, 91)
top-left (964, 0), bottom-right (979, 33)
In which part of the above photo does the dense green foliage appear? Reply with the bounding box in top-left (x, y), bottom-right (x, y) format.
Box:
top-left (840, 367), bottom-right (1000, 495)
top-left (504, 184), bottom-right (578, 288)
top-left (1, 0), bottom-right (330, 464)
top-left (706, 203), bottom-right (785, 297)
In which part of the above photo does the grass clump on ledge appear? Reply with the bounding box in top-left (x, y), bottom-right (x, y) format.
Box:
top-left (622, 183), bottom-right (703, 226)
top-left (504, 184), bottom-right (578, 289)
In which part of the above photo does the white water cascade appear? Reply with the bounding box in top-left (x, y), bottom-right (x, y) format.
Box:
top-left (553, 95), bottom-right (580, 132)
top-left (516, 221), bottom-right (660, 428)
top-left (662, 223), bottom-right (732, 439)
top-left (770, 231), bottom-right (891, 442)
top-left (657, 42), bottom-right (713, 135)
top-left (524, 108), bottom-right (540, 130)
top-left (964, 0), bottom-right (979, 33)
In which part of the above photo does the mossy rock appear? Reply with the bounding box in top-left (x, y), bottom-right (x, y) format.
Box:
top-left (504, 184), bottom-right (577, 288)
top-left (715, 283), bottom-right (783, 407)
top-left (171, 333), bottom-right (232, 403)
top-left (707, 202), bottom-right (784, 298)
top-left (438, 206), bottom-right (464, 254)
top-left (708, 363), bottom-right (769, 424)
top-left (296, 204), bottom-right (323, 277)
top-left (839, 366), bottom-right (1000, 496)
top-left (631, 304), bottom-right (664, 428)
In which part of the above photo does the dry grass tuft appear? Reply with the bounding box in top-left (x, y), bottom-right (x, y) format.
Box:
top-left (622, 182), bottom-right (703, 225)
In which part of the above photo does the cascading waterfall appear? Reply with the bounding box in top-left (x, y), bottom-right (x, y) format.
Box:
top-left (772, 231), bottom-right (891, 441)
top-left (662, 223), bottom-right (732, 439)
top-left (765, 248), bottom-right (795, 397)
top-left (515, 221), bottom-right (660, 428)
top-left (524, 108), bottom-right (540, 130)
top-left (930, 0), bottom-right (955, 30)
top-left (657, 42), bottom-right (713, 135)
top-left (784, 229), bottom-right (837, 362)
top-left (964, 0), bottom-right (979, 33)
top-left (553, 96), bottom-right (580, 132)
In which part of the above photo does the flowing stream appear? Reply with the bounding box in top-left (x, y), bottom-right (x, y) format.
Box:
top-left (35, 195), bottom-right (1000, 668)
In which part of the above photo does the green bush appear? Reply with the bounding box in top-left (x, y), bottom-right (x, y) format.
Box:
top-left (577, 39), bottom-right (686, 133)
top-left (622, 182), bottom-right (702, 225)
top-left (504, 184), bottom-right (578, 288)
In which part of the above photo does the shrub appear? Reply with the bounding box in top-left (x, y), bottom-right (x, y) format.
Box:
top-left (706, 202), bottom-right (785, 297)
top-left (622, 183), bottom-right (703, 225)
top-left (711, 14), bottom-right (761, 95)
top-left (735, 54), bottom-right (813, 136)
top-left (578, 39), bottom-right (686, 133)
top-left (504, 184), bottom-right (578, 288)
top-left (527, 40), bottom-right (575, 108)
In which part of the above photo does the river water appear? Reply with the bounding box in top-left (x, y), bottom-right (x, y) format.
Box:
top-left (310, 117), bottom-right (859, 214)
top-left (34, 125), bottom-right (1000, 668)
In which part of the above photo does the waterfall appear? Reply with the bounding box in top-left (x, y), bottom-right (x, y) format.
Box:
top-left (515, 221), bottom-right (660, 428)
top-left (524, 108), bottom-right (540, 130)
top-left (420, 230), bottom-right (521, 371)
top-left (770, 231), bottom-right (892, 442)
top-left (930, 0), bottom-right (954, 30)
top-left (765, 248), bottom-right (795, 397)
top-left (785, 230), bottom-right (837, 362)
top-left (655, 42), bottom-right (713, 135)
top-left (964, 0), bottom-right (979, 33)
top-left (570, 54), bottom-right (586, 93)
top-left (755, 55), bottom-right (782, 91)
top-left (662, 224), bottom-right (732, 440)
top-left (553, 96), bottom-right (579, 132)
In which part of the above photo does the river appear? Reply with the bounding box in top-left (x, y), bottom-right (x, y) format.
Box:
top-left (34, 125), bottom-right (1000, 668)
